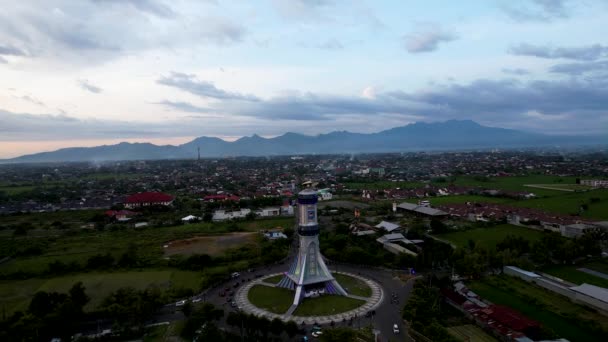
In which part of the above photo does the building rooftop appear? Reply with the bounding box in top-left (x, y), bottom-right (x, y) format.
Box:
top-left (570, 283), bottom-right (608, 303)
top-left (375, 220), bottom-right (400, 232)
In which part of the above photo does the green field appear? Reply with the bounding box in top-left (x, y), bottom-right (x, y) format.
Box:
top-left (445, 175), bottom-right (580, 194)
top-left (447, 324), bottom-right (497, 342)
top-left (469, 276), bottom-right (608, 342)
top-left (0, 217), bottom-right (293, 275)
top-left (436, 224), bottom-right (544, 249)
top-left (0, 270), bottom-right (202, 313)
top-left (293, 295), bottom-right (364, 316)
top-left (333, 273), bottom-right (372, 297)
top-left (542, 264), bottom-right (608, 288)
top-left (343, 181), bottom-right (423, 190)
top-left (510, 189), bottom-right (608, 220)
top-left (247, 284), bottom-right (293, 314)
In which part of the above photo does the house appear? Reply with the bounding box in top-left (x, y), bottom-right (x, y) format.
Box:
top-left (202, 194), bottom-right (240, 202)
top-left (375, 221), bottom-right (401, 233)
top-left (212, 208), bottom-right (251, 221)
top-left (317, 188), bottom-right (333, 201)
top-left (104, 210), bottom-right (137, 222)
top-left (257, 207), bottom-right (280, 217)
top-left (561, 223), bottom-right (597, 238)
top-left (124, 192), bottom-right (174, 209)
top-left (280, 203), bottom-right (294, 216)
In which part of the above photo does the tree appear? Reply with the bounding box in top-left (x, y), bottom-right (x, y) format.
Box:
top-left (270, 317), bottom-right (284, 336)
top-left (69, 281), bottom-right (90, 312)
top-left (430, 219), bottom-right (448, 234)
top-left (285, 320), bottom-right (299, 338)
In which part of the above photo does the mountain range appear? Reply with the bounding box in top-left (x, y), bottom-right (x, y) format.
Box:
top-left (2, 120), bottom-right (604, 163)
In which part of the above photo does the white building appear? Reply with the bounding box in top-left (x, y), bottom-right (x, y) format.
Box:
top-left (212, 208), bottom-right (251, 221)
top-left (317, 188), bottom-right (333, 201)
top-left (256, 207), bottom-right (281, 217)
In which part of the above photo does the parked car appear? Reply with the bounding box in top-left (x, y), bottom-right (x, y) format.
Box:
top-left (231, 272), bottom-right (240, 278)
top-left (393, 324), bottom-right (399, 334)
top-left (175, 300), bottom-right (186, 306)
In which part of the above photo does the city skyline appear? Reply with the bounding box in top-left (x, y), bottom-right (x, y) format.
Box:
top-left (1, 0), bottom-right (608, 158)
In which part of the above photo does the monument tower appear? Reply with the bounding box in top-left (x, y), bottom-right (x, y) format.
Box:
top-left (277, 189), bottom-right (347, 312)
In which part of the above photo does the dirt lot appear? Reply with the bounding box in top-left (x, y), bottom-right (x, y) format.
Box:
top-left (163, 232), bottom-right (257, 256)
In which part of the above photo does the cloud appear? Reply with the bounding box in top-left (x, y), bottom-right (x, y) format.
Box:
top-left (92, 0), bottom-right (176, 18)
top-left (156, 100), bottom-right (212, 113)
top-left (386, 76), bottom-right (608, 134)
top-left (501, 0), bottom-right (570, 22)
top-left (0, 1), bottom-right (245, 65)
top-left (16, 95), bottom-right (46, 107)
top-left (510, 43), bottom-right (608, 61)
top-left (550, 60), bottom-right (608, 75)
top-left (317, 38), bottom-right (344, 50)
top-left (502, 68), bottom-right (530, 75)
top-left (157, 72), bottom-right (259, 101)
top-left (0, 45), bottom-right (26, 56)
top-left (403, 26), bottom-right (457, 53)
top-left (78, 79), bottom-right (103, 94)
top-left (0, 56), bottom-right (6, 64)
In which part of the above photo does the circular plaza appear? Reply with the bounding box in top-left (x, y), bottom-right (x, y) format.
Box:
top-left (234, 271), bottom-right (384, 324)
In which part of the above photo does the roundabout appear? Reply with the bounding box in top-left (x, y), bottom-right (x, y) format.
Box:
top-left (234, 271), bottom-right (384, 324)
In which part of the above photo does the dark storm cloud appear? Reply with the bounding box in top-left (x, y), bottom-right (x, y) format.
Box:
top-left (550, 60), bottom-right (608, 75)
top-left (156, 100), bottom-right (211, 113)
top-left (92, 0), bottom-right (176, 18)
top-left (502, 0), bottom-right (570, 22)
top-left (0, 45), bottom-right (26, 56)
top-left (403, 26), bottom-right (457, 53)
top-left (78, 80), bottom-right (103, 94)
top-left (157, 72), bottom-right (259, 101)
top-left (510, 43), bottom-right (608, 61)
top-left (388, 77), bottom-right (608, 119)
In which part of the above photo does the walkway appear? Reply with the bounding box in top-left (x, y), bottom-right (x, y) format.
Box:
top-left (234, 271), bottom-right (384, 325)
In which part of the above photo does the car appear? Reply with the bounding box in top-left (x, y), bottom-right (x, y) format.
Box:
top-left (311, 331), bottom-right (322, 337)
top-left (192, 298), bottom-right (202, 303)
top-left (175, 300), bottom-right (186, 306)
top-left (393, 324), bottom-right (400, 334)
top-left (231, 272), bottom-right (240, 278)
top-left (230, 301), bottom-right (237, 307)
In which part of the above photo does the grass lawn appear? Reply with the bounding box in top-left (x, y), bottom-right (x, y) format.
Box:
top-left (585, 260), bottom-right (608, 274)
top-left (447, 324), bottom-right (497, 342)
top-left (333, 273), bottom-right (372, 297)
top-left (469, 276), bottom-right (608, 342)
top-left (436, 224), bottom-right (544, 249)
top-left (247, 284), bottom-right (293, 314)
top-left (542, 265), bottom-right (608, 288)
top-left (510, 189), bottom-right (608, 220)
top-left (445, 175), bottom-right (579, 194)
top-left (0, 270), bottom-right (202, 313)
top-left (293, 295), bottom-right (364, 317)
top-left (262, 274), bottom-right (284, 284)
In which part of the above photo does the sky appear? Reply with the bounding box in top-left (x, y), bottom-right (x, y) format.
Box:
top-left (1, 0), bottom-right (607, 158)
